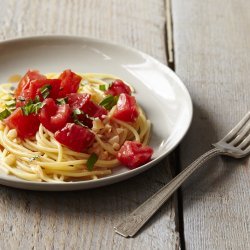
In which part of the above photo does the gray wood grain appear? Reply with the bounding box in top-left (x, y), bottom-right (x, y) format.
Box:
top-left (0, 0), bottom-right (180, 249)
top-left (172, 0), bottom-right (250, 249)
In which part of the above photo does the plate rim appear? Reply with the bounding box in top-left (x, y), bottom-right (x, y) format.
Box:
top-left (0, 35), bottom-right (193, 190)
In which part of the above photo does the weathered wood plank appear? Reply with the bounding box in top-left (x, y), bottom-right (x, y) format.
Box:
top-left (0, 0), bottom-right (179, 249)
top-left (172, 0), bottom-right (250, 249)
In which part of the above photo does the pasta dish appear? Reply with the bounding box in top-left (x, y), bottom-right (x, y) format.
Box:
top-left (0, 70), bottom-right (153, 182)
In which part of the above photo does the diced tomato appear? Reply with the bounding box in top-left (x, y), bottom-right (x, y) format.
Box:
top-left (117, 141), bottom-right (153, 169)
top-left (67, 93), bottom-right (90, 110)
top-left (113, 93), bottom-right (139, 122)
top-left (105, 80), bottom-right (131, 96)
top-left (54, 123), bottom-right (95, 152)
top-left (67, 93), bottom-right (107, 119)
top-left (58, 70), bottom-right (82, 98)
top-left (82, 99), bottom-right (108, 118)
top-left (16, 79), bottom-right (62, 107)
top-left (15, 70), bottom-right (46, 98)
top-left (38, 98), bottom-right (71, 132)
top-left (4, 108), bottom-right (40, 139)
top-left (28, 79), bottom-right (61, 100)
top-left (15, 70), bottom-right (61, 107)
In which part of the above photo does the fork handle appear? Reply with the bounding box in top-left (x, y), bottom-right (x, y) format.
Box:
top-left (114, 148), bottom-right (222, 237)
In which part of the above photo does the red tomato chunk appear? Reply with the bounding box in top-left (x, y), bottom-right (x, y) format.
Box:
top-left (67, 93), bottom-right (107, 119)
top-left (4, 108), bottom-right (40, 139)
top-left (67, 93), bottom-right (90, 110)
top-left (117, 141), bottom-right (153, 169)
top-left (39, 98), bottom-right (71, 133)
top-left (28, 79), bottom-right (61, 100)
top-left (15, 72), bottom-right (61, 107)
top-left (55, 123), bottom-right (95, 152)
top-left (58, 70), bottom-right (82, 98)
top-left (113, 93), bottom-right (139, 122)
top-left (15, 70), bottom-right (46, 98)
top-left (105, 80), bottom-right (131, 96)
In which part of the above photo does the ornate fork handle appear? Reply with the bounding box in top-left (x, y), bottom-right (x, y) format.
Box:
top-left (114, 148), bottom-right (222, 237)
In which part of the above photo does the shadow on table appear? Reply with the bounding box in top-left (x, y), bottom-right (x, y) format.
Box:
top-left (0, 155), bottom-right (175, 236)
top-left (179, 102), bottom-right (248, 210)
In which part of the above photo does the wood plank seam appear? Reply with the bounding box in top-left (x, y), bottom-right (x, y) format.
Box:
top-left (165, 0), bottom-right (175, 67)
top-left (165, 1), bottom-right (186, 249)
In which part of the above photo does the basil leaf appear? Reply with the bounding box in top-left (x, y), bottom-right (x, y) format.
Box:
top-left (56, 97), bottom-right (68, 105)
top-left (74, 120), bottom-right (85, 127)
top-left (34, 95), bottom-right (40, 103)
top-left (0, 109), bottom-right (11, 120)
top-left (5, 99), bottom-right (16, 107)
top-left (18, 96), bottom-right (25, 102)
top-left (40, 84), bottom-right (52, 99)
top-left (99, 85), bottom-right (106, 91)
top-left (5, 99), bottom-right (16, 111)
top-left (34, 102), bottom-right (45, 113)
top-left (87, 153), bottom-right (98, 171)
top-left (99, 95), bottom-right (118, 110)
top-left (73, 108), bottom-right (82, 115)
top-left (21, 100), bottom-right (45, 116)
top-left (72, 109), bottom-right (86, 127)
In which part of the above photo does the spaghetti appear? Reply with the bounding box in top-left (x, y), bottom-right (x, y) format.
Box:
top-left (0, 71), bottom-right (152, 182)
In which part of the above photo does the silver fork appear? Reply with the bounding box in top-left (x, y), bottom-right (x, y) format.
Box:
top-left (114, 112), bottom-right (250, 237)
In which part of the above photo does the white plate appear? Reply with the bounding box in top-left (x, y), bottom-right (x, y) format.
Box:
top-left (0, 36), bottom-right (192, 191)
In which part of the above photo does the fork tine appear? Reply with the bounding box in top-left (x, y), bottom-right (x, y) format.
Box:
top-left (237, 133), bottom-right (250, 150)
top-left (222, 112), bottom-right (250, 142)
top-left (230, 119), bottom-right (250, 146)
top-left (243, 144), bottom-right (250, 153)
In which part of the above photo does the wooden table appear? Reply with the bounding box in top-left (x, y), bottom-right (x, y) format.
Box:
top-left (0, 0), bottom-right (249, 249)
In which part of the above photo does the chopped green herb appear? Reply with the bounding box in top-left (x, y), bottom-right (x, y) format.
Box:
top-left (72, 109), bottom-right (85, 127)
top-left (34, 95), bottom-right (40, 103)
top-left (0, 109), bottom-right (11, 120)
top-left (73, 108), bottom-right (82, 115)
top-left (99, 95), bottom-right (118, 110)
top-left (74, 119), bottom-right (85, 127)
top-left (29, 155), bottom-right (40, 161)
top-left (18, 96), bottom-right (25, 102)
top-left (87, 153), bottom-right (98, 171)
top-left (21, 100), bottom-right (45, 116)
top-left (72, 108), bottom-right (94, 127)
top-left (40, 84), bottom-right (52, 99)
top-left (56, 97), bottom-right (68, 105)
top-left (5, 99), bottom-right (16, 111)
top-left (99, 85), bottom-right (107, 91)
top-left (5, 99), bottom-right (16, 107)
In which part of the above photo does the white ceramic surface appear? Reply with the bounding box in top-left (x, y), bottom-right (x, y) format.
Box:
top-left (0, 36), bottom-right (192, 191)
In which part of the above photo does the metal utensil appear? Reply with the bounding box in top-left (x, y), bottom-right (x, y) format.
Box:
top-left (114, 112), bottom-right (250, 237)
